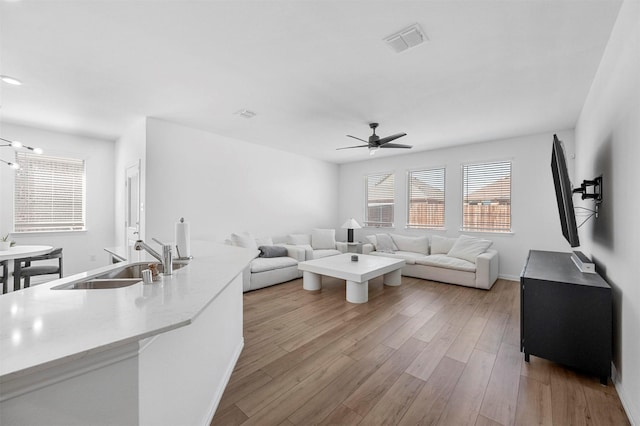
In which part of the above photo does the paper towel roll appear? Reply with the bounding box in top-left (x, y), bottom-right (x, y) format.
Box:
top-left (175, 219), bottom-right (190, 258)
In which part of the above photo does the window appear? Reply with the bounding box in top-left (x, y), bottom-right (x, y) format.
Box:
top-left (14, 152), bottom-right (86, 232)
top-left (364, 172), bottom-right (394, 227)
top-left (407, 167), bottom-right (445, 229)
top-left (462, 160), bottom-right (511, 232)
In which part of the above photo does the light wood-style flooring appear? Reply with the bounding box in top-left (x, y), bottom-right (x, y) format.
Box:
top-left (212, 275), bottom-right (629, 426)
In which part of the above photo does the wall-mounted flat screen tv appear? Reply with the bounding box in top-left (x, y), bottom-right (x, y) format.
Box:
top-left (551, 134), bottom-right (579, 247)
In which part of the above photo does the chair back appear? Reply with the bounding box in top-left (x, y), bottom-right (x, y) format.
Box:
top-left (14, 248), bottom-right (64, 290)
top-left (18, 247), bottom-right (63, 264)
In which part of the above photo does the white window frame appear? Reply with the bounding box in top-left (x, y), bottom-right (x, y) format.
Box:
top-left (461, 160), bottom-right (512, 233)
top-left (14, 152), bottom-right (86, 233)
top-left (364, 171), bottom-right (395, 228)
top-left (407, 167), bottom-right (446, 229)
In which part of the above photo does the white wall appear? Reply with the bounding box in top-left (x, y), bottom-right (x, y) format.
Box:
top-left (0, 123), bottom-right (115, 275)
top-left (114, 118), bottom-right (147, 247)
top-left (144, 118), bottom-right (339, 244)
top-left (574, 1), bottom-right (639, 422)
top-left (338, 130), bottom-right (577, 279)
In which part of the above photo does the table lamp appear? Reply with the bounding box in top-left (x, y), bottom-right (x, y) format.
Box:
top-left (341, 218), bottom-right (362, 243)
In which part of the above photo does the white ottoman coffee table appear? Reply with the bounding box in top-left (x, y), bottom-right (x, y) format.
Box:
top-left (298, 253), bottom-right (405, 303)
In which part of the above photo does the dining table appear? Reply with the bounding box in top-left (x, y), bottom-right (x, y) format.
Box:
top-left (0, 245), bottom-right (54, 293)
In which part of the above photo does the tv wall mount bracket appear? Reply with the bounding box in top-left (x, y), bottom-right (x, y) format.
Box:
top-left (573, 175), bottom-right (603, 225)
top-left (572, 176), bottom-right (603, 202)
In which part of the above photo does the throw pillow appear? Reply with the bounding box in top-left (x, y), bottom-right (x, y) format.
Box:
top-left (231, 232), bottom-right (258, 250)
top-left (447, 235), bottom-right (493, 264)
top-left (288, 234), bottom-right (311, 245)
top-left (258, 245), bottom-right (288, 258)
top-left (375, 234), bottom-right (397, 252)
top-left (390, 234), bottom-right (429, 254)
top-left (365, 235), bottom-right (377, 249)
top-left (430, 235), bottom-right (457, 254)
top-left (377, 234), bottom-right (399, 250)
top-left (311, 228), bottom-right (336, 250)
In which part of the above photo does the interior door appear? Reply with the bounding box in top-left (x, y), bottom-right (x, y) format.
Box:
top-left (125, 161), bottom-right (141, 247)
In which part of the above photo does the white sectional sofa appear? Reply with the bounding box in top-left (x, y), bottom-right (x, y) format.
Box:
top-left (227, 229), bottom-right (346, 292)
top-left (228, 230), bottom-right (499, 292)
top-left (364, 234), bottom-right (499, 290)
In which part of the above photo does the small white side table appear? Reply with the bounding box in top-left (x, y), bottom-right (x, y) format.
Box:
top-left (346, 242), bottom-right (364, 253)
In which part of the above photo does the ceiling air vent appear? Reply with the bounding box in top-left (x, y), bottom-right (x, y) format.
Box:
top-left (384, 24), bottom-right (427, 53)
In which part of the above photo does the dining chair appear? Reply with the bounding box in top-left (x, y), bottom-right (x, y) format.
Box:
top-left (1, 260), bottom-right (8, 294)
top-left (13, 248), bottom-right (64, 291)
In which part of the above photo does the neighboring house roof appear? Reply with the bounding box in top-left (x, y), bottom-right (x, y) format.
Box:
top-left (409, 176), bottom-right (444, 201)
top-left (466, 176), bottom-right (511, 202)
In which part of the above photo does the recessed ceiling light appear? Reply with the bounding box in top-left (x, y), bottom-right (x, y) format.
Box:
top-left (235, 109), bottom-right (256, 119)
top-left (1, 75), bottom-right (22, 86)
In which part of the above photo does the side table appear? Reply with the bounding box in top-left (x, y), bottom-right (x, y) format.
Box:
top-left (346, 242), bottom-right (364, 253)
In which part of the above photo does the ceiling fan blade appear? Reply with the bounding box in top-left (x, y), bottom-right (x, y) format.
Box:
top-left (336, 144), bottom-right (369, 150)
top-left (346, 135), bottom-right (368, 143)
top-left (380, 143), bottom-right (412, 149)
top-left (378, 133), bottom-right (407, 146)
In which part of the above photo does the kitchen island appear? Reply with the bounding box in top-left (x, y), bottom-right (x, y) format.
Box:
top-left (0, 242), bottom-right (256, 426)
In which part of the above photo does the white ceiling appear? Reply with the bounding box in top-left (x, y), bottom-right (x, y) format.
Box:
top-left (0, 0), bottom-right (622, 164)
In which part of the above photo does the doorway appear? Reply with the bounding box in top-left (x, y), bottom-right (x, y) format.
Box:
top-left (125, 160), bottom-right (141, 247)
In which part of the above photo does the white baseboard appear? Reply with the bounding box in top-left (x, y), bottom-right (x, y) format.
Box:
top-left (203, 338), bottom-right (245, 425)
top-left (499, 274), bottom-right (520, 282)
top-left (612, 363), bottom-right (638, 426)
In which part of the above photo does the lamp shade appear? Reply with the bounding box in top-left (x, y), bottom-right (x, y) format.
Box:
top-left (341, 218), bottom-right (362, 229)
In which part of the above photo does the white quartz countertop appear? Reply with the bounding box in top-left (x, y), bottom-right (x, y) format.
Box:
top-left (0, 242), bottom-right (257, 381)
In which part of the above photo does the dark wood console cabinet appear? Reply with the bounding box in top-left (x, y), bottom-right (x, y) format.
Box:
top-left (520, 250), bottom-right (612, 385)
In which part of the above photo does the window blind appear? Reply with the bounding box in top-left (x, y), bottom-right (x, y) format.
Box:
top-left (14, 152), bottom-right (86, 232)
top-left (462, 160), bottom-right (511, 232)
top-left (407, 168), bottom-right (445, 229)
top-left (365, 172), bottom-right (394, 227)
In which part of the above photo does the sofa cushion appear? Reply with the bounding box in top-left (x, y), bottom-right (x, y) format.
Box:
top-left (231, 232), bottom-right (258, 250)
top-left (390, 234), bottom-right (429, 255)
top-left (430, 235), bottom-right (457, 254)
top-left (288, 234), bottom-right (311, 245)
top-left (370, 250), bottom-right (427, 265)
top-left (365, 234), bottom-right (398, 252)
top-left (447, 235), bottom-right (493, 264)
top-left (258, 245), bottom-right (288, 258)
top-left (312, 249), bottom-right (341, 259)
top-left (416, 254), bottom-right (476, 272)
top-left (311, 229), bottom-right (336, 249)
top-left (375, 233), bottom-right (397, 252)
top-left (250, 256), bottom-right (298, 273)
top-left (365, 235), bottom-right (376, 248)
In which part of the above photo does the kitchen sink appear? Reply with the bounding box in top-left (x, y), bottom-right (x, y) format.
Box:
top-left (52, 261), bottom-right (188, 290)
top-left (100, 263), bottom-right (154, 279)
top-left (57, 278), bottom-right (143, 290)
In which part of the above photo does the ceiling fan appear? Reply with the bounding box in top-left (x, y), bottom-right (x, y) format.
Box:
top-left (337, 123), bottom-right (411, 155)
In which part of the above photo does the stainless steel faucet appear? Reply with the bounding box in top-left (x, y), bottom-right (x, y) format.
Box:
top-left (134, 238), bottom-right (173, 275)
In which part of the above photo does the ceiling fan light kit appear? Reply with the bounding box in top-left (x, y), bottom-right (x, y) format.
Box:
top-left (338, 122), bottom-right (412, 154)
top-left (1, 137), bottom-right (44, 169)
